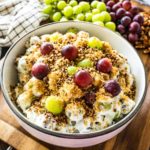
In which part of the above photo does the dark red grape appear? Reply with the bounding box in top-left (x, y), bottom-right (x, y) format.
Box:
top-left (122, 1), bottom-right (131, 10)
top-left (84, 92), bottom-right (96, 107)
top-left (130, 6), bottom-right (139, 15)
top-left (125, 11), bottom-right (133, 18)
top-left (104, 80), bottom-right (121, 97)
top-left (116, 8), bottom-right (126, 19)
top-left (133, 14), bottom-right (144, 25)
top-left (97, 58), bottom-right (112, 73)
top-left (74, 70), bottom-right (93, 88)
top-left (61, 44), bottom-right (78, 61)
top-left (107, 1), bottom-right (115, 7)
top-left (112, 3), bottom-right (121, 12)
top-left (121, 16), bottom-right (131, 27)
top-left (128, 33), bottom-right (138, 43)
top-left (117, 24), bottom-right (126, 34)
top-left (40, 43), bottom-right (54, 55)
top-left (114, 0), bottom-right (119, 3)
top-left (106, 6), bottom-right (111, 12)
top-left (110, 12), bottom-right (116, 22)
top-left (129, 21), bottom-right (141, 33)
top-left (32, 63), bottom-right (49, 80)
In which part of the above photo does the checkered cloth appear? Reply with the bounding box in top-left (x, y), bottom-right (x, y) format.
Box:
top-left (0, 0), bottom-right (48, 47)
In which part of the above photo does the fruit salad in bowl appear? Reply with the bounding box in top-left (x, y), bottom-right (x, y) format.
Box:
top-left (1, 22), bottom-right (146, 147)
top-left (11, 30), bottom-right (136, 133)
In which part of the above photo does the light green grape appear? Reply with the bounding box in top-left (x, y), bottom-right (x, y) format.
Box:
top-left (63, 6), bottom-right (73, 18)
top-left (76, 13), bottom-right (85, 21)
top-left (43, 5), bottom-right (53, 14)
top-left (52, 12), bottom-right (62, 22)
top-left (57, 1), bottom-right (67, 10)
top-left (45, 96), bottom-right (64, 115)
top-left (67, 66), bottom-right (78, 75)
top-left (88, 37), bottom-right (103, 49)
top-left (77, 59), bottom-right (93, 68)
top-left (91, 1), bottom-right (99, 8)
top-left (92, 13), bottom-right (104, 22)
top-left (44, 0), bottom-right (58, 5)
top-left (69, 0), bottom-right (78, 7)
top-left (92, 9), bottom-right (100, 15)
top-left (67, 28), bottom-right (78, 33)
top-left (105, 22), bottom-right (116, 31)
top-left (93, 21), bottom-right (104, 27)
top-left (79, 1), bottom-right (90, 12)
top-left (73, 5), bottom-right (82, 15)
top-left (60, 17), bottom-right (68, 22)
top-left (85, 12), bottom-right (92, 22)
top-left (50, 32), bottom-right (62, 41)
top-left (97, 2), bottom-right (106, 12)
top-left (101, 11), bottom-right (111, 22)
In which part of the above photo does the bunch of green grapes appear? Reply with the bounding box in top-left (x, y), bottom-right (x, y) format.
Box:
top-left (43, 0), bottom-right (116, 31)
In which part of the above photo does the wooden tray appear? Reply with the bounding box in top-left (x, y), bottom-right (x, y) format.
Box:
top-left (0, 49), bottom-right (150, 150)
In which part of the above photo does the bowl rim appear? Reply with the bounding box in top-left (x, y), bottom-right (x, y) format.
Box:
top-left (1, 21), bottom-right (147, 139)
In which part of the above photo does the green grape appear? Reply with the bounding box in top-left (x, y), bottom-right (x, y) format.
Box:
top-left (79, 1), bottom-right (90, 12)
top-left (85, 12), bottom-right (92, 22)
top-left (92, 13), bottom-right (104, 22)
top-left (69, 0), bottom-right (78, 7)
top-left (76, 13), bottom-right (85, 21)
top-left (67, 66), bottom-right (78, 75)
top-left (92, 9), bottom-right (100, 15)
top-left (50, 32), bottom-right (62, 41)
top-left (44, 0), bottom-right (51, 5)
top-left (101, 11), bottom-right (111, 22)
top-left (45, 96), bottom-right (64, 115)
top-left (91, 1), bottom-right (99, 8)
top-left (77, 59), bottom-right (93, 68)
top-left (105, 22), bottom-right (116, 31)
top-left (93, 21), bottom-right (104, 27)
top-left (63, 6), bottom-right (73, 18)
top-left (73, 5), bottom-right (82, 15)
top-left (44, 0), bottom-right (57, 5)
top-left (42, 5), bottom-right (53, 14)
top-left (67, 28), bottom-right (78, 33)
top-left (97, 2), bottom-right (106, 12)
top-left (57, 1), bottom-right (66, 10)
top-left (60, 17), bottom-right (68, 22)
top-left (88, 37), bottom-right (103, 49)
top-left (52, 12), bottom-right (62, 22)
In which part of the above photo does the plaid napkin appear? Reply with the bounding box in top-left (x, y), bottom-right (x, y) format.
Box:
top-left (0, 0), bottom-right (48, 47)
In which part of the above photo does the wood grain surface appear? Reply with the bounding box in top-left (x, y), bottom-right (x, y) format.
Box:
top-left (0, 2), bottom-right (149, 150)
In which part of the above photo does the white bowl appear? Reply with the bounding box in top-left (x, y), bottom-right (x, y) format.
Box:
top-left (1, 21), bottom-right (147, 148)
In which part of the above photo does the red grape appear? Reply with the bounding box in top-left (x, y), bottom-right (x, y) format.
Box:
top-left (121, 16), bottom-right (131, 27)
top-left (133, 14), bottom-right (144, 25)
top-left (106, 6), bottom-right (111, 12)
top-left (117, 24), bottom-right (126, 34)
top-left (112, 3), bottom-right (122, 12)
top-left (129, 21), bottom-right (140, 33)
top-left (107, 1), bottom-right (115, 7)
top-left (40, 43), bottom-right (54, 55)
top-left (61, 44), bottom-right (78, 61)
top-left (104, 80), bottom-right (121, 97)
top-left (128, 33), bottom-right (138, 43)
top-left (125, 11), bottom-right (133, 18)
top-left (110, 12), bottom-right (116, 22)
top-left (32, 63), bottom-right (49, 80)
top-left (84, 92), bottom-right (96, 107)
top-left (122, 1), bottom-right (131, 10)
top-left (116, 8), bottom-right (126, 19)
top-left (74, 70), bottom-right (93, 88)
top-left (97, 58), bottom-right (112, 73)
top-left (130, 6), bottom-right (139, 15)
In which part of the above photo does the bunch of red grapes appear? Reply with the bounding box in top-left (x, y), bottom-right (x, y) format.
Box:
top-left (104, 0), bottom-right (144, 44)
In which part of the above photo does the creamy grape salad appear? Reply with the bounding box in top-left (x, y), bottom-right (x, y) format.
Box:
top-left (11, 30), bottom-right (136, 133)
